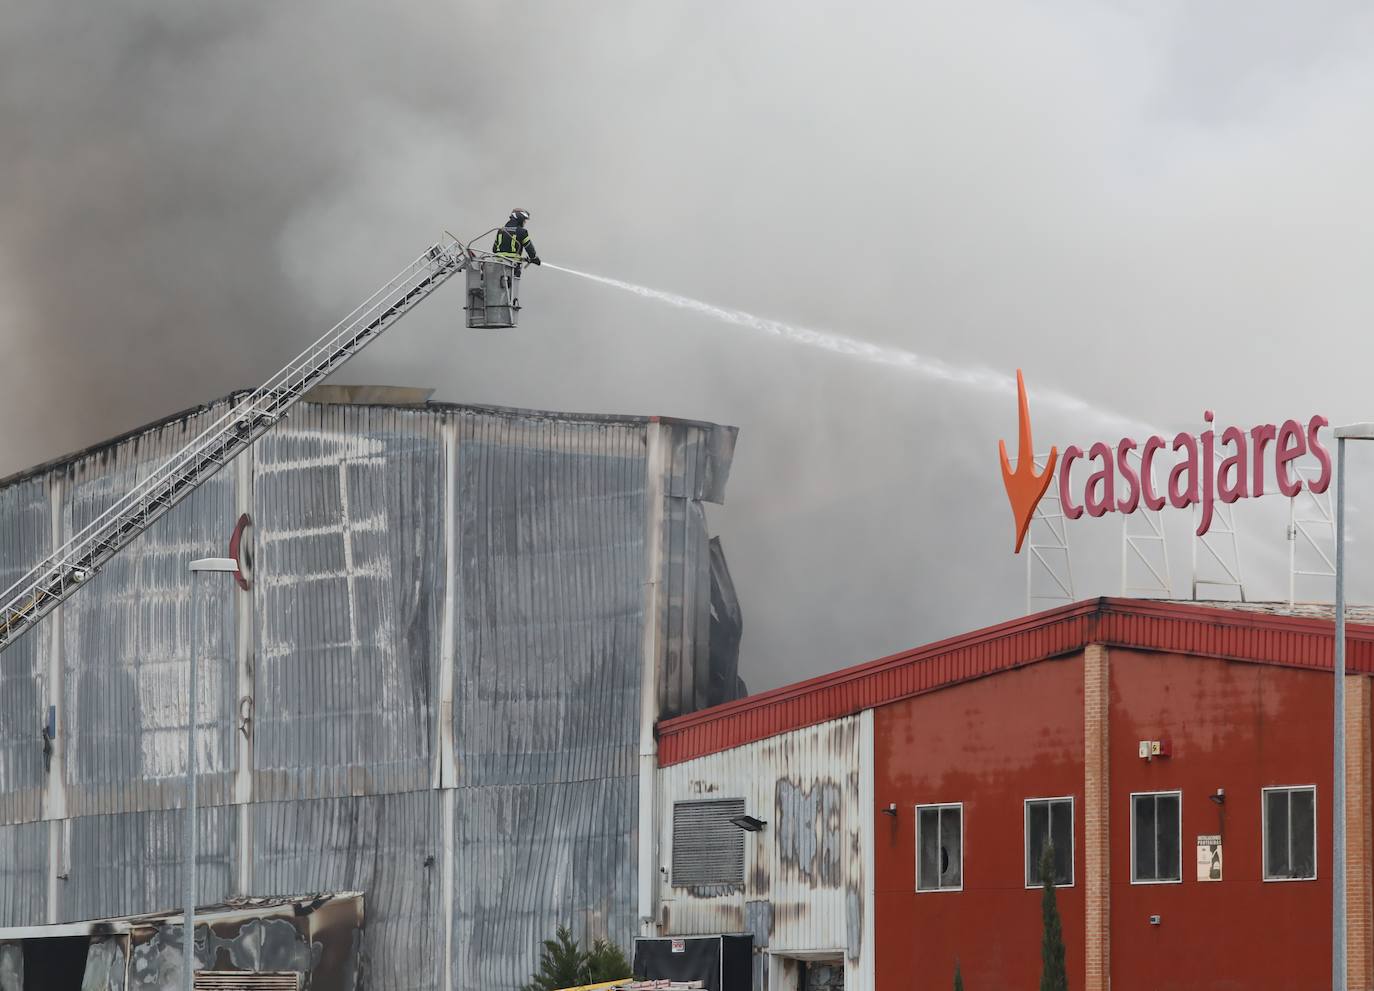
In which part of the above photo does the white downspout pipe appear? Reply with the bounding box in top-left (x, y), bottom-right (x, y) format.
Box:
top-left (638, 420), bottom-right (668, 935)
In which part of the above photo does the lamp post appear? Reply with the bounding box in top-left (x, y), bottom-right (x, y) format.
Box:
top-left (1332, 423), bottom-right (1374, 991)
top-left (184, 556), bottom-right (237, 991)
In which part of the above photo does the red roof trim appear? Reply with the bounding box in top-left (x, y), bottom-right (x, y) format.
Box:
top-left (656, 597), bottom-right (1374, 766)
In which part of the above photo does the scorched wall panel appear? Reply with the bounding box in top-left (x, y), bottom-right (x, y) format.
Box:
top-left (655, 716), bottom-right (868, 991)
top-left (0, 476), bottom-right (50, 826)
top-left (657, 420), bottom-right (736, 719)
top-left (60, 404), bottom-right (240, 819)
top-left (0, 820), bottom-right (46, 926)
top-left (253, 403), bottom-right (442, 802)
top-left (452, 412), bottom-right (646, 787)
top-left (453, 774), bottom-right (638, 991)
top-left (253, 791), bottom-right (441, 991)
top-left (0, 397), bottom-right (739, 991)
top-left (450, 410), bottom-right (647, 990)
top-left (58, 805), bottom-right (237, 923)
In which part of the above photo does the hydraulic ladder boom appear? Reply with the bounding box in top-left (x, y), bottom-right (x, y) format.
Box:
top-left (0, 235), bottom-right (475, 652)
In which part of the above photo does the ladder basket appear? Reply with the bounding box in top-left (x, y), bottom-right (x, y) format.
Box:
top-left (465, 258), bottom-right (521, 329)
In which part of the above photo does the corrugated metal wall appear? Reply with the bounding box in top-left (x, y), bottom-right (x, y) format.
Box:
top-left (0, 820), bottom-right (45, 926)
top-left (0, 398), bottom-right (737, 991)
top-left (454, 776), bottom-right (639, 990)
top-left (254, 792), bottom-right (440, 991)
top-left (655, 717), bottom-right (868, 991)
top-left (59, 805), bottom-right (237, 923)
top-left (61, 403), bottom-right (240, 818)
top-left (0, 475), bottom-right (49, 826)
top-left (253, 404), bottom-right (442, 802)
top-left (452, 413), bottom-right (646, 789)
top-left (450, 411), bottom-right (646, 989)
top-left (657, 420), bottom-right (735, 720)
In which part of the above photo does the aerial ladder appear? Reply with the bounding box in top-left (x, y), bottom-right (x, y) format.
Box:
top-left (0, 232), bottom-right (524, 652)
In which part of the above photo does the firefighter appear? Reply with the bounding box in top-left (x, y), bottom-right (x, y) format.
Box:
top-left (492, 209), bottom-right (540, 268)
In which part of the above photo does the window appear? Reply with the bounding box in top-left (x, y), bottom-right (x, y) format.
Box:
top-left (916, 803), bottom-right (963, 891)
top-left (1025, 797), bottom-right (1073, 887)
top-left (1131, 791), bottom-right (1181, 883)
top-left (1264, 786), bottom-right (1317, 881)
top-left (671, 799), bottom-right (745, 887)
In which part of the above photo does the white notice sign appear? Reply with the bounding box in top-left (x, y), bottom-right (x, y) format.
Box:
top-left (1196, 834), bottom-right (1222, 881)
top-left (671, 938), bottom-right (685, 953)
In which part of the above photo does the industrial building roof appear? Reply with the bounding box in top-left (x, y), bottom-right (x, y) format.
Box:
top-left (656, 596), bottom-right (1374, 766)
top-left (0, 387), bottom-right (731, 490)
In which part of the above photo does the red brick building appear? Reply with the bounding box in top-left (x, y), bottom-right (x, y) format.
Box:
top-left (650, 598), bottom-right (1371, 990)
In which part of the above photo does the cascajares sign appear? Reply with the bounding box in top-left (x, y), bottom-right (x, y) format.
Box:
top-left (1000, 370), bottom-right (1330, 553)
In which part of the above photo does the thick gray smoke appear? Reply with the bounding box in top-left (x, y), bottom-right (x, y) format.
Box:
top-left (5, 1), bottom-right (1374, 690)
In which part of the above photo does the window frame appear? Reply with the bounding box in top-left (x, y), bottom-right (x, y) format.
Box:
top-left (914, 802), bottom-right (964, 893)
top-left (1129, 790), bottom-right (1183, 886)
top-left (1262, 784), bottom-right (1318, 883)
top-left (1024, 795), bottom-right (1075, 889)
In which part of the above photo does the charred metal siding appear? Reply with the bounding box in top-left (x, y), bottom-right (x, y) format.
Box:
top-left (657, 420), bottom-right (736, 719)
top-left (254, 792), bottom-right (439, 991)
top-left (0, 396), bottom-right (738, 991)
top-left (655, 717), bottom-right (869, 991)
top-left (253, 404), bottom-right (442, 803)
top-left (0, 476), bottom-right (49, 826)
top-left (59, 805), bottom-right (237, 923)
top-left (454, 775), bottom-right (639, 990)
top-left (451, 412), bottom-right (645, 789)
top-left (450, 410), bottom-right (646, 990)
top-left (0, 821), bottom-right (46, 925)
top-left (121, 896), bottom-right (365, 991)
top-left (61, 403), bottom-right (241, 818)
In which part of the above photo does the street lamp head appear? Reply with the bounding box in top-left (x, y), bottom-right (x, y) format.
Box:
top-left (1335, 423), bottom-right (1374, 441)
top-left (727, 814), bottom-right (767, 832)
top-left (189, 557), bottom-right (238, 573)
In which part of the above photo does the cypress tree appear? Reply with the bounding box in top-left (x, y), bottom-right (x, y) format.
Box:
top-left (1040, 844), bottom-right (1068, 991)
top-left (953, 958), bottom-right (965, 990)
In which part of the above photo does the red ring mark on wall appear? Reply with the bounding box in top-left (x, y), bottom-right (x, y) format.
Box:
top-left (229, 512), bottom-right (254, 591)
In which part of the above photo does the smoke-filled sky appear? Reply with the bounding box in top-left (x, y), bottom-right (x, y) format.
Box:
top-left (5, 2), bottom-right (1374, 691)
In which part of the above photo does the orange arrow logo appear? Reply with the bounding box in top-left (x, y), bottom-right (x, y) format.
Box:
top-left (999, 369), bottom-right (1057, 553)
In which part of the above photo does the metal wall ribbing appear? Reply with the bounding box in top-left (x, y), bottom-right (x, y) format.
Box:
top-left (0, 476), bottom-right (49, 826)
top-left (58, 805), bottom-right (237, 923)
top-left (252, 404), bottom-right (443, 803)
top-left (0, 820), bottom-right (45, 926)
top-left (254, 792), bottom-right (441, 991)
top-left (61, 403), bottom-right (239, 818)
top-left (452, 413), bottom-right (646, 788)
top-left (0, 397), bottom-right (737, 991)
top-left (449, 411), bottom-right (646, 989)
top-left (453, 774), bottom-right (639, 990)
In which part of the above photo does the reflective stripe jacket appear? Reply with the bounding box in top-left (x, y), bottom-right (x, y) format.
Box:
top-left (492, 224), bottom-right (537, 261)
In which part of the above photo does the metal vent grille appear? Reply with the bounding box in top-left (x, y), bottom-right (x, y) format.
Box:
top-left (194, 973), bottom-right (301, 991)
top-left (671, 798), bottom-right (745, 886)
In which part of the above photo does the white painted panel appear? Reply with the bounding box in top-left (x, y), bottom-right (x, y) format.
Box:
top-left (655, 717), bottom-right (867, 990)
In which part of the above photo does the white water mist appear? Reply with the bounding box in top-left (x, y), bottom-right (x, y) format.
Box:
top-left (545, 263), bottom-right (1152, 436)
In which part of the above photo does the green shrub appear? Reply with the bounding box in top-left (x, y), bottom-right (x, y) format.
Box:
top-left (521, 925), bottom-right (631, 991)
